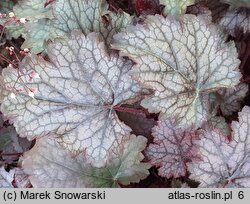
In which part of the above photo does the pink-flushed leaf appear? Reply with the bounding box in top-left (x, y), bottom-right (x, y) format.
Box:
top-left (187, 0), bottom-right (229, 24)
top-left (219, 7), bottom-right (250, 36)
top-left (188, 106), bottom-right (250, 187)
top-left (22, 136), bottom-right (150, 188)
top-left (0, 31), bottom-right (141, 166)
top-left (112, 14), bottom-right (241, 128)
top-left (217, 83), bottom-right (248, 116)
top-left (145, 120), bottom-right (199, 178)
top-left (0, 167), bottom-right (14, 188)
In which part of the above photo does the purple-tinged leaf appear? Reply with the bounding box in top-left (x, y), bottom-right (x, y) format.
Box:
top-left (146, 120), bottom-right (199, 178)
top-left (188, 106), bottom-right (250, 187)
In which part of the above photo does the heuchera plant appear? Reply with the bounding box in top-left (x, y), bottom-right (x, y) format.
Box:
top-left (0, 0), bottom-right (249, 188)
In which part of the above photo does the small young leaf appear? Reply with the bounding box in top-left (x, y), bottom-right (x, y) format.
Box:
top-left (22, 136), bottom-right (150, 187)
top-left (112, 14), bottom-right (241, 128)
top-left (146, 119), bottom-right (199, 178)
top-left (13, 0), bottom-right (53, 21)
top-left (1, 31), bottom-right (141, 165)
top-left (18, 0), bottom-right (133, 53)
top-left (188, 106), bottom-right (250, 187)
top-left (160, 0), bottom-right (195, 15)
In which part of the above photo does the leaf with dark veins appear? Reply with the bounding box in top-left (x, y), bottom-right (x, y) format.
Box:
top-left (0, 0), bottom-right (15, 13)
top-left (20, 0), bottom-right (133, 53)
top-left (221, 0), bottom-right (250, 8)
top-left (112, 14), bottom-right (241, 128)
top-left (5, 0), bottom-right (53, 40)
top-left (51, 0), bottom-right (133, 46)
top-left (0, 31), bottom-right (141, 166)
top-left (145, 119), bottom-right (199, 178)
top-left (22, 136), bottom-right (150, 187)
top-left (188, 106), bottom-right (250, 187)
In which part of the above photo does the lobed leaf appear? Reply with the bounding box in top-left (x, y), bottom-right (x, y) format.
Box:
top-left (188, 106), bottom-right (250, 187)
top-left (0, 31), bottom-right (141, 166)
top-left (146, 119), bottom-right (199, 178)
top-left (160, 0), bottom-right (195, 15)
top-left (112, 14), bottom-right (241, 128)
top-left (13, 0), bottom-right (53, 21)
top-left (22, 136), bottom-right (150, 187)
top-left (5, 0), bottom-right (53, 40)
top-left (17, 0), bottom-right (133, 53)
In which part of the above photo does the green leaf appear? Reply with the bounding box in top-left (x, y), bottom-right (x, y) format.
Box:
top-left (13, 0), bottom-right (53, 20)
top-left (22, 136), bottom-right (150, 187)
top-left (0, 31), bottom-right (141, 165)
top-left (18, 0), bottom-right (133, 53)
top-left (20, 19), bottom-right (51, 53)
top-left (160, 0), bottom-right (195, 15)
top-left (5, 0), bottom-right (53, 40)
